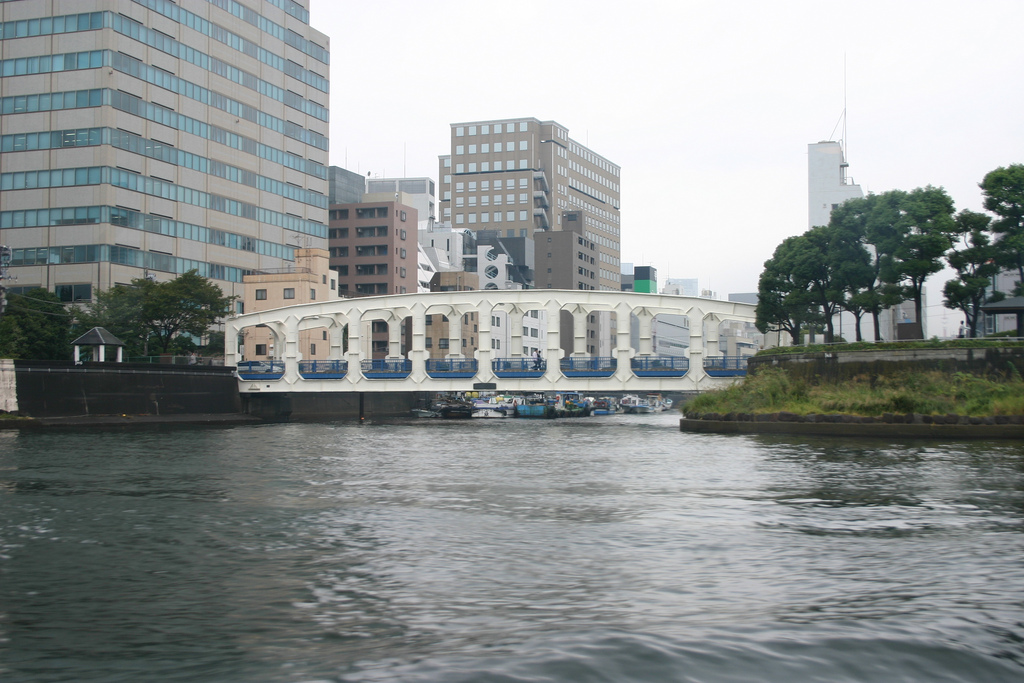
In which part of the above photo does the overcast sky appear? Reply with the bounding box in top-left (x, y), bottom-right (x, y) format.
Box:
top-left (315, 0), bottom-right (1023, 337)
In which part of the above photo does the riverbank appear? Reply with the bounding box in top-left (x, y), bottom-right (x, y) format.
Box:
top-left (682, 343), bottom-right (1024, 438)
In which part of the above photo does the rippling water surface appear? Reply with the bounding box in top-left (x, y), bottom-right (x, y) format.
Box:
top-left (1, 412), bottom-right (1022, 682)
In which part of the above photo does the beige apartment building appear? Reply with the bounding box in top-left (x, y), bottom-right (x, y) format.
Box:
top-left (437, 118), bottom-right (621, 291)
top-left (239, 248), bottom-right (337, 363)
top-left (328, 194), bottom-right (419, 297)
top-left (0, 1), bottom-right (329, 306)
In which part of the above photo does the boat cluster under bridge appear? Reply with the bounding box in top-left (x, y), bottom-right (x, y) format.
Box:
top-left (225, 289), bottom-right (755, 395)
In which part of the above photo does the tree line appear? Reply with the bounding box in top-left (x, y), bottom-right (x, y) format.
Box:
top-left (0, 270), bottom-right (234, 361)
top-left (756, 164), bottom-right (1024, 343)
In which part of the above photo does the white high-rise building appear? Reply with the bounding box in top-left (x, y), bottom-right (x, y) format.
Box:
top-left (0, 0), bottom-right (330, 305)
top-left (808, 141), bottom-right (862, 229)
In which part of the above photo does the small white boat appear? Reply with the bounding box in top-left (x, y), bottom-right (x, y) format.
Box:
top-left (620, 395), bottom-right (653, 414)
top-left (471, 407), bottom-right (507, 419)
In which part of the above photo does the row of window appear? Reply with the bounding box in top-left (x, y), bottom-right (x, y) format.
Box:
top-left (131, 1), bottom-right (327, 87)
top-left (451, 160), bottom-right (530, 174)
top-left (111, 51), bottom-right (330, 145)
top-left (0, 49), bottom-right (328, 151)
top-left (3, 126), bottom-right (326, 208)
top-left (109, 90), bottom-right (326, 178)
top-left (1, 166), bottom-right (327, 238)
top-left (1, 88), bottom-right (324, 178)
top-left (569, 142), bottom-right (620, 178)
top-left (208, 0), bottom-right (313, 39)
top-left (455, 122), bottom-right (529, 136)
top-left (110, 13), bottom-right (328, 120)
top-left (453, 211), bottom-right (531, 225)
top-left (1, 205), bottom-right (296, 261)
top-left (454, 141), bottom-right (529, 155)
top-left (255, 287), bottom-right (318, 301)
top-left (567, 158), bottom-right (620, 193)
top-left (6, 283), bottom-right (93, 303)
top-left (454, 194), bottom-right (532, 207)
top-left (0, 9), bottom-right (324, 96)
top-left (7, 244), bottom-right (248, 283)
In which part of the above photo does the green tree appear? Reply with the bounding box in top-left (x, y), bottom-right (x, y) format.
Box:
top-left (799, 225), bottom-right (847, 343)
top-left (0, 288), bottom-right (73, 360)
top-left (889, 186), bottom-right (958, 332)
top-left (828, 194), bottom-right (899, 341)
top-left (755, 235), bottom-right (822, 345)
top-left (80, 270), bottom-right (235, 356)
top-left (980, 163), bottom-right (1024, 294)
top-left (943, 210), bottom-right (1003, 337)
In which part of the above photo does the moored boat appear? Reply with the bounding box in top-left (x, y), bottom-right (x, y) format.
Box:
top-left (620, 394), bottom-right (653, 414)
top-left (591, 397), bottom-right (620, 415)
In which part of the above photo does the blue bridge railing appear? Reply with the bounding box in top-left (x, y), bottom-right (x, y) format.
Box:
top-left (425, 358), bottom-right (479, 378)
top-left (560, 356), bottom-right (617, 378)
top-left (703, 356), bottom-right (748, 376)
top-left (492, 357), bottom-right (546, 378)
top-left (361, 358), bottom-right (412, 379)
top-left (298, 359), bottom-right (348, 379)
top-left (236, 360), bottom-right (284, 380)
top-left (631, 355), bottom-right (689, 377)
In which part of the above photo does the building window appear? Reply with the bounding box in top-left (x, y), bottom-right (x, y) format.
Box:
top-left (425, 336), bottom-right (433, 348)
top-left (439, 338), bottom-right (449, 349)
top-left (310, 343), bottom-right (316, 355)
top-left (255, 344), bottom-right (267, 356)
top-left (283, 288), bottom-right (295, 299)
top-left (255, 289), bottom-right (267, 300)
top-left (310, 289), bottom-right (316, 300)
top-left (425, 315), bottom-right (432, 325)
top-left (456, 127), bottom-right (464, 136)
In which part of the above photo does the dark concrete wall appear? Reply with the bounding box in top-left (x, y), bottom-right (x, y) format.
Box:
top-left (748, 347), bottom-right (1024, 383)
top-left (14, 361), bottom-right (242, 418)
top-left (241, 390), bottom-right (430, 421)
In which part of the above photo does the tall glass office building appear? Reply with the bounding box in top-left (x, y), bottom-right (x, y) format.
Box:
top-left (0, 0), bottom-right (329, 305)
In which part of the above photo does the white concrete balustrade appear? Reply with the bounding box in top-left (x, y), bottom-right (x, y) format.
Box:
top-left (225, 290), bottom-right (756, 393)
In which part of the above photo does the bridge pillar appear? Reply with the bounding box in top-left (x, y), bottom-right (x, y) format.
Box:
top-left (613, 302), bottom-right (634, 381)
top-left (704, 313), bottom-right (721, 358)
top-left (283, 315), bottom-right (302, 384)
top-left (475, 300), bottom-right (495, 382)
top-left (343, 315), bottom-right (367, 384)
top-left (329, 314), bottom-right (346, 359)
top-left (687, 310), bottom-right (707, 385)
top-left (571, 305), bottom-right (588, 357)
top-left (446, 309), bottom-right (464, 359)
top-left (386, 311), bottom-right (403, 359)
top-left (409, 303), bottom-right (428, 381)
top-left (507, 305), bottom-right (525, 357)
top-left (636, 308), bottom-right (655, 356)
top-left (543, 299), bottom-right (563, 381)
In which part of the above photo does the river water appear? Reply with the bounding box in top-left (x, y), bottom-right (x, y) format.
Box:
top-left (1, 412), bottom-right (1022, 683)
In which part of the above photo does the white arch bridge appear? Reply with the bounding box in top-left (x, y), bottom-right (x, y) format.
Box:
top-left (224, 290), bottom-right (756, 395)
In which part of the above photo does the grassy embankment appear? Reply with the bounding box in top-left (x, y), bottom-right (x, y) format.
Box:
top-left (685, 340), bottom-right (1024, 418)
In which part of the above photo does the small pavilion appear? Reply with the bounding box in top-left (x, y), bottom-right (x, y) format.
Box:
top-left (980, 296), bottom-right (1024, 337)
top-left (72, 327), bottom-right (126, 363)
